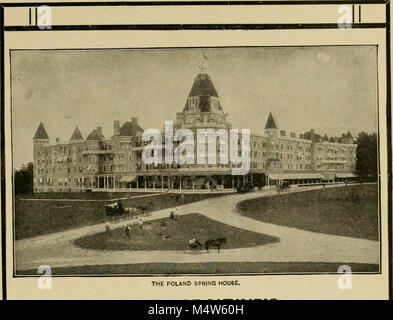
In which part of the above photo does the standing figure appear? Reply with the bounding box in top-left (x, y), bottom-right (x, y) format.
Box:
top-left (105, 221), bottom-right (111, 236)
top-left (138, 218), bottom-right (144, 231)
top-left (124, 225), bottom-right (131, 240)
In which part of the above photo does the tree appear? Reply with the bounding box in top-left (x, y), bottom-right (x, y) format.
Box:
top-left (14, 162), bottom-right (34, 195)
top-left (355, 132), bottom-right (378, 181)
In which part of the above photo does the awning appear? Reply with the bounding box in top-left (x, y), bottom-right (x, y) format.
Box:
top-left (335, 173), bottom-right (358, 178)
top-left (321, 172), bottom-right (335, 180)
top-left (120, 175), bottom-right (137, 182)
top-left (268, 173), bottom-right (324, 180)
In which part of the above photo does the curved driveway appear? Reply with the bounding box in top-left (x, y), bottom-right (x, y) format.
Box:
top-left (15, 184), bottom-right (379, 272)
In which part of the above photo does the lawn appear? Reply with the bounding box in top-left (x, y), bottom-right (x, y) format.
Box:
top-left (237, 184), bottom-right (379, 241)
top-left (17, 261), bottom-right (379, 275)
top-left (16, 191), bottom-right (154, 200)
top-left (74, 213), bottom-right (279, 251)
top-left (15, 193), bottom-right (222, 240)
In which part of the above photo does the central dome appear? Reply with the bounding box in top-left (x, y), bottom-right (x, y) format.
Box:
top-left (183, 73), bottom-right (222, 113)
top-left (188, 73), bottom-right (219, 98)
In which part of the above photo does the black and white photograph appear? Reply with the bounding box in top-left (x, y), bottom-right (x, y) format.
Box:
top-left (12, 46), bottom-right (380, 275)
top-left (0, 0), bottom-right (391, 301)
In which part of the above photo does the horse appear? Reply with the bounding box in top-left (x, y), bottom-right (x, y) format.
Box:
top-left (205, 238), bottom-right (226, 253)
top-left (188, 239), bottom-right (202, 250)
top-left (124, 207), bottom-right (140, 219)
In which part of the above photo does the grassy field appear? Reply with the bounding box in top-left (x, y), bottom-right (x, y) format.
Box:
top-left (15, 193), bottom-right (222, 240)
top-left (237, 184), bottom-right (379, 241)
top-left (74, 213), bottom-right (279, 251)
top-left (16, 191), bottom-right (154, 200)
top-left (17, 261), bottom-right (379, 275)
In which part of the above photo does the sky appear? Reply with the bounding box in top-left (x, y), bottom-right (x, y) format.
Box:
top-left (11, 46), bottom-right (378, 169)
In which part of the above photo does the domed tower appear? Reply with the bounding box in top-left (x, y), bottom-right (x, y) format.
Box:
top-left (175, 71), bottom-right (231, 131)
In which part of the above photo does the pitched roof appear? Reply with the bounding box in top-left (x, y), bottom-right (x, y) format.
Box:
top-left (188, 73), bottom-right (219, 98)
top-left (86, 129), bottom-right (105, 141)
top-left (346, 131), bottom-right (353, 139)
top-left (118, 121), bottom-right (144, 137)
top-left (70, 126), bottom-right (83, 141)
top-left (265, 112), bottom-right (278, 129)
top-left (33, 122), bottom-right (49, 140)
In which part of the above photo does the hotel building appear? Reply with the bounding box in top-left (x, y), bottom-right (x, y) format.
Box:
top-left (32, 71), bottom-right (357, 193)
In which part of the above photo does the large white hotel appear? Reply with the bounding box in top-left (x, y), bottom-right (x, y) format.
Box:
top-left (32, 71), bottom-right (357, 193)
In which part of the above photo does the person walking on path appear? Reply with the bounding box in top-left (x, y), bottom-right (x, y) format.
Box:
top-left (124, 225), bottom-right (131, 240)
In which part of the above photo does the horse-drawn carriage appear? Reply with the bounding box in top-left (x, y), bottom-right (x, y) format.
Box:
top-left (105, 201), bottom-right (125, 217)
top-left (276, 180), bottom-right (291, 192)
top-left (105, 200), bottom-right (150, 219)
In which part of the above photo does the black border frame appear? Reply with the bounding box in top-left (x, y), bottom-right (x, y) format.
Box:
top-left (0, 0), bottom-right (391, 301)
top-left (8, 45), bottom-right (383, 280)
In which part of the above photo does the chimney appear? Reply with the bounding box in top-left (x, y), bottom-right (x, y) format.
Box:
top-left (131, 117), bottom-right (137, 125)
top-left (96, 126), bottom-right (102, 136)
top-left (114, 120), bottom-right (120, 136)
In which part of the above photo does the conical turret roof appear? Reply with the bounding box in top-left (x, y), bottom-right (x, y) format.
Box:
top-left (70, 126), bottom-right (83, 141)
top-left (33, 122), bottom-right (49, 140)
top-left (265, 112), bottom-right (278, 129)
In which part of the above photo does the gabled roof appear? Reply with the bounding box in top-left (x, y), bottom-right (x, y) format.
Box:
top-left (33, 122), bottom-right (49, 140)
top-left (188, 73), bottom-right (219, 98)
top-left (346, 131), bottom-right (353, 139)
top-left (265, 112), bottom-right (278, 129)
top-left (86, 129), bottom-right (105, 141)
top-left (70, 126), bottom-right (83, 141)
top-left (118, 121), bottom-right (144, 137)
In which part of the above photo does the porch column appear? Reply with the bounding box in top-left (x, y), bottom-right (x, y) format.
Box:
top-left (144, 176), bottom-right (147, 189)
top-left (232, 176), bottom-right (234, 188)
top-left (161, 175), bottom-right (164, 190)
top-left (180, 176), bottom-right (182, 191)
top-left (192, 177), bottom-right (195, 191)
